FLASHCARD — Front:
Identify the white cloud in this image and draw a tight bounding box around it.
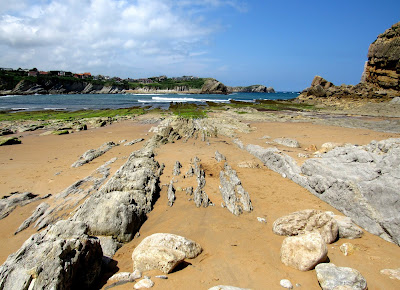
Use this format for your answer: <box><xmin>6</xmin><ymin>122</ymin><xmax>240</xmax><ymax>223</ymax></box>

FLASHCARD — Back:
<box><xmin>0</xmin><ymin>0</ymin><xmax>242</xmax><ymax>77</ymax></box>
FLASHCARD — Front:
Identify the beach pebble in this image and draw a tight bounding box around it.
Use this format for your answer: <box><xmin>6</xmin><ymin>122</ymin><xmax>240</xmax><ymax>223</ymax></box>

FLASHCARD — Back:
<box><xmin>340</xmin><ymin>243</ymin><xmax>356</xmax><ymax>256</ymax></box>
<box><xmin>280</xmin><ymin>279</ymin><xmax>293</xmax><ymax>289</ymax></box>
<box><xmin>155</xmin><ymin>275</ymin><xmax>168</xmax><ymax>279</ymax></box>
<box><xmin>380</xmin><ymin>268</ymin><xmax>400</xmax><ymax>280</ymax></box>
<box><xmin>134</xmin><ymin>277</ymin><xmax>154</xmax><ymax>289</ymax></box>
<box><xmin>257</xmin><ymin>217</ymin><xmax>267</xmax><ymax>223</ymax></box>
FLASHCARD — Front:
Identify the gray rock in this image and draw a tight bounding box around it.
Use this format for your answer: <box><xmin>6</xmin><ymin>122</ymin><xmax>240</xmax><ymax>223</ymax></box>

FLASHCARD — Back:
<box><xmin>219</xmin><ymin>163</ymin><xmax>253</xmax><ymax>216</ymax></box>
<box><xmin>315</xmin><ymin>263</ymin><xmax>367</xmax><ymax>290</ymax></box>
<box><xmin>167</xmin><ymin>181</ymin><xmax>175</xmax><ymax>207</ymax></box>
<box><xmin>273</xmin><ymin>209</ymin><xmax>338</xmax><ymax>244</ymax></box>
<box><xmin>17</xmin><ymin>158</ymin><xmax>115</xmax><ymax>233</ymax></box>
<box><xmin>274</xmin><ymin>137</ymin><xmax>301</xmax><ymax>148</ymax></box>
<box><xmin>72</xmin><ymin>148</ymin><xmax>161</xmax><ymax>243</ymax></box>
<box><xmin>326</xmin><ymin>212</ymin><xmax>363</xmax><ymax>239</ymax></box>
<box><xmin>131</xmin><ymin>233</ymin><xmax>202</xmax><ymax>274</ymax></box>
<box><xmin>98</xmin><ymin>236</ymin><xmax>122</xmax><ymax>259</ymax></box>
<box><xmin>109</xmin><ymin>270</ymin><xmax>141</xmax><ymax>283</ymax></box>
<box><xmin>185</xmin><ymin>187</ymin><xmax>193</xmax><ymax>196</ymax></box>
<box><xmin>124</xmin><ymin>138</ymin><xmax>144</xmax><ymax>146</ymax></box>
<box><xmin>173</xmin><ymin>161</ymin><xmax>182</xmax><ymax>176</ymax></box>
<box><xmin>191</xmin><ymin>157</ymin><xmax>210</xmax><ymax>208</ymax></box>
<box><xmin>0</xmin><ymin>192</ymin><xmax>41</xmax><ymax>220</ymax></box>
<box><xmin>246</xmin><ymin>138</ymin><xmax>400</xmax><ymax>246</ymax></box>
<box><xmin>71</xmin><ymin>141</ymin><xmax>118</xmax><ymax>167</ymax></box>
<box><xmin>215</xmin><ymin>151</ymin><xmax>227</xmax><ymax>162</ymax></box>
<box><xmin>0</xmin><ymin>220</ymin><xmax>103</xmax><ymax>289</ymax></box>
<box><xmin>301</xmin><ymin>139</ymin><xmax>400</xmax><ymax>245</ymax></box>
<box><xmin>280</xmin><ymin>232</ymin><xmax>328</xmax><ymax>271</ymax></box>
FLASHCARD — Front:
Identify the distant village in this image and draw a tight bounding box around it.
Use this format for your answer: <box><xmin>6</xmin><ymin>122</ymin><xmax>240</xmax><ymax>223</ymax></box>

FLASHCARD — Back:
<box><xmin>0</xmin><ymin>67</ymin><xmax>200</xmax><ymax>84</ymax></box>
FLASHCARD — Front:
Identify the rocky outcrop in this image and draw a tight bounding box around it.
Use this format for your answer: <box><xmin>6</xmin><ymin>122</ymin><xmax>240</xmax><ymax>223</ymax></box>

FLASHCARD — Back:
<box><xmin>243</xmin><ymin>138</ymin><xmax>400</xmax><ymax>246</ymax></box>
<box><xmin>0</xmin><ymin>220</ymin><xmax>103</xmax><ymax>289</ymax></box>
<box><xmin>6</xmin><ymin>79</ymin><xmax>127</xmax><ymax>95</ymax></box>
<box><xmin>72</xmin><ymin>148</ymin><xmax>162</xmax><ymax>243</ymax></box>
<box><xmin>219</xmin><ymin>163</ymin><xmax>253</xmax><ymax>216</ymax></box>
<box><xmin>362</xmin><ymin>22</ymin><xmax>400</xmax><ymax>91</ymax></box>
<box><xmin>131</xmin><ymin>233</ymin><xmax>202</xmax><ymax>274</ymax></box>
<box><xmin>298</xmin><ymin>22</ymin><xmax>400</xmax><ymax>102</ymax></box>
<box><xmin>0</xmin><ymin>192</ymin><xmax>49</xmax><ymax>220</ymax></box>
<box><xmin>16</xmin><ymin>158</ymin><xmax>116</xmax><ymax>234</ymax></box>
<box><xmin>315</xmin><ymin>263</ymin><xmax>367</xmax><ymax>290</ymax></box>
<box><xmin>71</xmin><ymin>141</ymin><xmax>118</xmax><ymax>167</ymax></box>
<box><xmin>228</xmin><ymin>85</ymin><xmax>275</xmax><ymax>93</ymax></box>
<box><xmin>272</xmin><ymin>209</ymin><xmax>338</xmax><ymax>244</ymax></box>
<box><xmin>201</xmin><ymin>79</ymin><xmax>228</xmax><ymax>94</ymax></box>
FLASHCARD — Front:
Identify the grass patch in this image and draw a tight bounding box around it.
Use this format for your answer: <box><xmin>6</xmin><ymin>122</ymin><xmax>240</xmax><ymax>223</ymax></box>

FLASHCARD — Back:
<box><xmin>169</xmin><ymin>103</ymin><xmax>207</xmax><ymax>119</ymax></box>
<box><xmin>0</xmin><ymin>107</ymin><xmax>146</xmax><ymax>122</ymax></box>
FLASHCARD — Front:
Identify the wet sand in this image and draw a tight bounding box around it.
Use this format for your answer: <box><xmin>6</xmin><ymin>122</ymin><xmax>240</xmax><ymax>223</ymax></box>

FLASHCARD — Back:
<box><xmin>1</xmin><ymin>116</ymin><xmax>400</xmax><ymax>290</ymax></box>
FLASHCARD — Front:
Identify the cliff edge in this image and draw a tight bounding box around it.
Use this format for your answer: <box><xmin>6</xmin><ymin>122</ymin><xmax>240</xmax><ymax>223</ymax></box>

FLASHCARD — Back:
<box><xmin>298</xmin><ymin>21</ymin><xmax>400</xmax><ymax>102</ymax></box>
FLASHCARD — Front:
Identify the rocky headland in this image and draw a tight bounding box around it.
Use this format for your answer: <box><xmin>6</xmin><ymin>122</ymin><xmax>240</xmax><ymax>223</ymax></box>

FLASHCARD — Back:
<box><xmin>0</xmin><ymin>75</ymin><xmax>275</xmax><ymax>96</ymax></box>
<box><xmin>296</xmin><ymin>21</ymin><xmax>400</xmax><ymax>110</ymax></box>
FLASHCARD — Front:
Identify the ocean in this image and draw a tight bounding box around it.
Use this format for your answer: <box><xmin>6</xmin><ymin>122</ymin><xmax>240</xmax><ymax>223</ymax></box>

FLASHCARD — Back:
<box><xmin>0</xmin><ymin>92</ymin><xmax>299</xmax><ymax>112</ymax></box>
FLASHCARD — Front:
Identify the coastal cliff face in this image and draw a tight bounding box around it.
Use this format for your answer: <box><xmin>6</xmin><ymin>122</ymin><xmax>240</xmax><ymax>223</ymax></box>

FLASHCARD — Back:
<box><xmin>298</xmin><ymin>21</ymin><xmax>400</xmax><ymax>102</ymax></box>
<box><xmin>362</xmin><ymin>22</ymin><xmax>400</xmax><ymax>90</ymax></box>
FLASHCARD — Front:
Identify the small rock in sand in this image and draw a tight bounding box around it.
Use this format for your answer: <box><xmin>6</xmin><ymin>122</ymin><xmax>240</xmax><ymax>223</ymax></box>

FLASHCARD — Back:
<box><xmin>134</xmin><ymin>277</ymin><xmax>154</xmax><ymax>289</ymax></box>
<box><xmin>280</xmin><ymin>279</ymin><xmax>293</xmax><ymax>289</ymax></box>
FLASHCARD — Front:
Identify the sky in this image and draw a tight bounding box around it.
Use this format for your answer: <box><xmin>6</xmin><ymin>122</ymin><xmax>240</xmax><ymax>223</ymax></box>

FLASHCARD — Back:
<box><xmin>0</xmin><ymin>0</ymin><xmax>399</xmax><ymax>91</ymax></box>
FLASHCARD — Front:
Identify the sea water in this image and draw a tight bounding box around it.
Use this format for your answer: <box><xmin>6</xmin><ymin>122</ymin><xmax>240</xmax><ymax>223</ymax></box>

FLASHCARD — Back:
<box><xmin>0</xmin><ymin>92</ymin><xmax>299</xmax><ymax>112</ymax></box>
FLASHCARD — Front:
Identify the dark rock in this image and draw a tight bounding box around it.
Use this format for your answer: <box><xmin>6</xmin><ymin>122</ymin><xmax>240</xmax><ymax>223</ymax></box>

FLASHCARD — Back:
<box><xmin>0</xmin><ymin>137</ymin><xmax>21</xmax><ymax>146</ymax></box>
<box><xmin>71</xmin><ymin>141</ymin><xmax>118</xmax><ymax>167</ymax></box>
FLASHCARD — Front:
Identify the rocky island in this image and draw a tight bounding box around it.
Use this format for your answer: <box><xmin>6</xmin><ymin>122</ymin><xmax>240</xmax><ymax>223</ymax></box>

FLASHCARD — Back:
<box><xmin>0</xmin><ymin>22</ymin><xmax>399</xmax><ymax>290</ymax></box>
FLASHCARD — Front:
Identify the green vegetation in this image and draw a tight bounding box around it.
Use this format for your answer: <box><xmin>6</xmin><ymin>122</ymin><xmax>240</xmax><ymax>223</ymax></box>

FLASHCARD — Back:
<box><xmin>169</xmin><ymin>103</ymin><xmax>207</xmax><ymax>119</ymax></box>
<box><xmin>0</xmin><ymin>107</ymin><xmax>146</xmax><ymax>122</ymax></box>
<box><xmin>127</xmin><ymin>78</ymin><xmax>206</xmax><ymax>90</ymax></box>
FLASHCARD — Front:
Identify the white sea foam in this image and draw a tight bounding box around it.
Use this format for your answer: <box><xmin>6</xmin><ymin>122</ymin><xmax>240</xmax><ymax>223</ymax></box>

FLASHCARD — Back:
<box><xmin>0</xmin><ymin>95</ymin><xmax>16</xmax><ymax>98</ymax></box>
<box><xmin>44</xmin><ymin>108</ymin><xmax>67</xmax><ymax>110</ymax></box>
<box><xmin>11</xmin><ymin>108</ymin><xmax>29</xmax><ymax>111</ymax></box>
<box><xmin>130</xmin><ymin>93</ymin><xmax>164</xmax><ymax>96</ymax></box>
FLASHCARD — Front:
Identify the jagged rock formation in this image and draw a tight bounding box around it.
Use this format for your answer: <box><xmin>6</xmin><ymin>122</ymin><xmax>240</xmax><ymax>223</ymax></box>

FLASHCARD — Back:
<box><xmin>173</xmin><ymin>161</ymin><xmax>182</xmax><ymax>176</ymax></box>
<box><xmin>362</xmin><ymin>22</ymin><xmax>400</xmax><ymax>91</ymax></box>
<box><xmin>124</xmin><ymin>138</ymin><xmax>144</xmax><ymax>146</ymax></box>
<box><xmin>190</xmin><ymin>157</ymin><xmax>210</xmax><ymax>208</ymax></box>
<box><xmin>219</xmin><ymin>163</ymin><xmax>253</xmax><ymax>216</ymax></box>
<box><xmin>228</xmin><ymin>85</ymin><xmax>275</xmax><ymax>93</ymax></box>
<box><xmin>297</xmin><ymin>22</ymin><xmax>400</xmax><ymax>102</ymax></box>
<box><xmin>0</xmin><ymin>220</ymin><xmax>103</xmax><ymax>289</ymax></box>
<box><xmin>71</xmin><ymin>141</ymin><xmax>118</xmax><ymax>167</ymax></box>
<box><xmin>242</xmin><ymin>138</ymin><xmax>400</xmax><ymax>246</ymax></box>
<box><xmin>72</xmin><ymin>148</ymin><xmax>162</xmax><ymax>243</ymax></box>
<box><xmin>0</xmin><ymin>192</ymin><xmax>50</xmax><ymax>220</ymax></box>
<box><xmin>215</xmin><ymin>151</ymin><xmax>226</xmax><ymax>162</ymax></box>
<box><xmin>15</xmin><ymin>158</ymin><xmax>116</xmax><ymax>234</ymax></box>
<box><xmin>167</xmin><ymin>181</ymin><xmax>175</xmax><ymax>207</ymax></box>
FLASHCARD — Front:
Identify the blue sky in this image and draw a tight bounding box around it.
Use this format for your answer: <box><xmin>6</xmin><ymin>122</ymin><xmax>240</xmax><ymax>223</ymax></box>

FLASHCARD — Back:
<box><xmin>0</xmin><ymin>0</ymin><xmax>399</xmax><ymax>90</ymax></box>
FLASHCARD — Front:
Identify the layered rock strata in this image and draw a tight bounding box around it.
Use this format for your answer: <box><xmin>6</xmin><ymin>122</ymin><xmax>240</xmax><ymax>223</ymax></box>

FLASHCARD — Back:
<box><xmin>241</xmin><ymin>138</ymin><xmax>400</xmax><ymax>245</ymax></box>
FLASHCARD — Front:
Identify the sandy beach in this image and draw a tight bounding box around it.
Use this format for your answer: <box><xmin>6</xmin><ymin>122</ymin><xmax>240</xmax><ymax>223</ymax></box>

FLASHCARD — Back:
<box><xmin>1</xmin><ymin>109</ymin><xmax>400</xmax><ymax>289</ymax></box>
